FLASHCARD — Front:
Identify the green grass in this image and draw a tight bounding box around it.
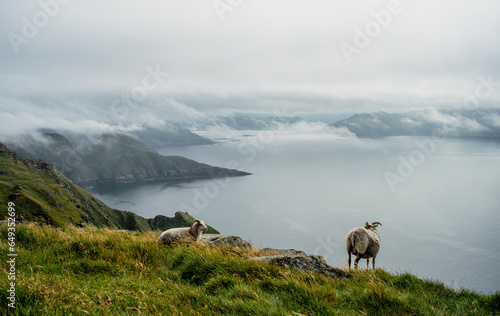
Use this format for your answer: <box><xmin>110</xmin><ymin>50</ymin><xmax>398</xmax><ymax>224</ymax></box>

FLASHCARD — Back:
<box><xmin>0</xmin><ymin>223</ymin><xmax>498</xmax><ymax>315</ymax></box>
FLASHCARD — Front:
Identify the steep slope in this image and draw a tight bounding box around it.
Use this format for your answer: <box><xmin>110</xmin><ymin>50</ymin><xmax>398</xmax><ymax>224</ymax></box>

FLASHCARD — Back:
<box><xmin>0</xmin><ymin>143</ymin><xmax>218</xmax><ymax>233</ymax></box>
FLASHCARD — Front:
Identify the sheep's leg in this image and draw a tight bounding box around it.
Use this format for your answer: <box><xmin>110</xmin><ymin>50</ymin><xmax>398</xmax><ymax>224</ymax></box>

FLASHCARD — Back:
<box><xmin>372</xmin><ymin>256</ymin><xmax>376</xmax><ymax>269</ymax></box>
<box><xmin>366</xmin><ymin>258</ymin><xmax>369</xmax><ymax>269</ymax></box>
<box><xmin>348</xmin><ymin>252</ymin><xmax>352</xmax><ymax>268</ymax></box>
<box><xmin>354</xmin><ymin>255</ymin><xmax>362</xmax><ymax>269</ymax></box>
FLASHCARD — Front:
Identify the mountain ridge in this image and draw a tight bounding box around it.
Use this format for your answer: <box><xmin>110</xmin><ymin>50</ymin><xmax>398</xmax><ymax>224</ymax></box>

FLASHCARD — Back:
<box><xmin>6</xmin><ymin>132</ymin><xmax>250</xmax><ymax>187</ymax></box>
<box><xmin>333</xmin><ymin>109</ymin><xmax>500</xmax><ymax>138</ymax></box>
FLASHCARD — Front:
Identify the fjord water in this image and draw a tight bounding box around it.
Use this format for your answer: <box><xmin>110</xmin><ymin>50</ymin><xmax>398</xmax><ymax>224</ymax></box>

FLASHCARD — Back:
<box><xmin>88</xmin><ymin>133</ymin><xmax>500</xmax><ymax>293</ymax></box>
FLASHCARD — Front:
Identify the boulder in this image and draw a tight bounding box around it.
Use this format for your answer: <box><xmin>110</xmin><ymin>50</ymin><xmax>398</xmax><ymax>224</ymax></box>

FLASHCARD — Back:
<box><xmin>199</xmin><ymin>234</ymin><xmax>253</xmax><ymax>248</ymax></box>
<box><xmin>251</xmin><ymin>253</ymin><xmax>351</xmax><ymax>279</ymax></box>
<box><xmin>8</xmin><ymin>193</ymin><xmax>21</xmax><ymax>201</ymax></box>
<box><xmin>199</xmin><ymin>234</ymin><xmax>350</xmax><ymax>279</ymax></box>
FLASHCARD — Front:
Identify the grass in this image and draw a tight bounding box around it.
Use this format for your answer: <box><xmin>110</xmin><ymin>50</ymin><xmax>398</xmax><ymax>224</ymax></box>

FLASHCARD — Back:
<box><xmin>1</xmin><ymin>223</ymin><xmax>498</xmax><ymax>315</ymax></box>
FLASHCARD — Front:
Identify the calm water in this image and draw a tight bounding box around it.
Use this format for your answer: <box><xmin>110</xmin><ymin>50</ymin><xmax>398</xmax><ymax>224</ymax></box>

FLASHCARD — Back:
<box><xmin>88</xmin><ymin>132</ymin><xmax>500</xmax><ymax>293</ymax></box>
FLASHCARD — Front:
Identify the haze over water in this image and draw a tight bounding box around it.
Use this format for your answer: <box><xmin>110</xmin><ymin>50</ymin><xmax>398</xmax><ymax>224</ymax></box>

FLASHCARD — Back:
<box><xmin>89</xmin><ymin>132</ymin><xmax>500</xmax><ymax>293</ymax></box>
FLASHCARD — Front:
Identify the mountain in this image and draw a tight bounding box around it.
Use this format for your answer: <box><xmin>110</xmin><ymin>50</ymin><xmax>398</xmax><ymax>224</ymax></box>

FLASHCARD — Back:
<box><xmin>206</xmin><ymin>115</ymin><xmax>305</xmax><ymax>130</ymax></box>
<box><xmin>37</xmin><ymin>125</ymin><xmax>215</xmax><ymax>149</ymax></box>
<box><xmin>333</xmin><ymin>109</ymin><xmax>500</xmax><ymax>138</ymax></box>
<box><xmin>7</xmin><ymin>133</ymin><xmax>250</xmax><ymax>187</ymax></box>
<box><xmin>129</xmin><ymin>125</ymin><xmax>214</xmax><ymax>148</ymax></box>
<box><xmin>0</xmin><ymin>142</ymin><xmax>218</xmax><ymax>232</ymax></box>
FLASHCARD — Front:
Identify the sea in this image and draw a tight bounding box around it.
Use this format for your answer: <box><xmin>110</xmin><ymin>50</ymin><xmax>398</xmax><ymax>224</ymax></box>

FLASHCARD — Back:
<box><xmin>88</xmin><ymin>129</ymin><xmax>500</xmax><ymax>293</ymax></box>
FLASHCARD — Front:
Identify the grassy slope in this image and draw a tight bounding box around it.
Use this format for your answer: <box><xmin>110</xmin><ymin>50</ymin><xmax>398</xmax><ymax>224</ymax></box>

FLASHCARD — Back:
<box><xmin>0</xmin><ymin>223</ymin><xmax>498</xmax><ymax>315</ymax></box>
<box><xmin>0</xmin><ymin>144</ymin><xmax>218</xmax><ymax>233</ymax></box>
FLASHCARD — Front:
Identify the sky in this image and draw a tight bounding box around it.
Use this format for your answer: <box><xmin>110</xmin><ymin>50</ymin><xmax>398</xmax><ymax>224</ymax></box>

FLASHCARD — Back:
<box><xmin>1</xmin><ymin>0</ymin><xmax>500</xmax><ymax>134</ymax></box>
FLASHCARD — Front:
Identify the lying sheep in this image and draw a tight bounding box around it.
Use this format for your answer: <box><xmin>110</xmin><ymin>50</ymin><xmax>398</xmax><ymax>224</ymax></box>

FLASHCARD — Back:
<box><xmin>346</xmin><ymin>221</ymin><xmax>382</xmax><ymax>269</ymax></box>
<box><xmin>158</xmin><ymin>219</ymin><xmax>208</xmax><ymax>246</ymax></box>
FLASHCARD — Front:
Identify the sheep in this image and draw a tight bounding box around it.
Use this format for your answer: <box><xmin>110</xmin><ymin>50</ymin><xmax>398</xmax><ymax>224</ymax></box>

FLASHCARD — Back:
<box><xmin>346</xmin><ymin>221</ymin><xmax>382</xmax><ymax>269</ymax></box>
<box><xmin>158</xmin><ymin>219</ymin><xmax>208</xmax><ymax>246</ymax></box>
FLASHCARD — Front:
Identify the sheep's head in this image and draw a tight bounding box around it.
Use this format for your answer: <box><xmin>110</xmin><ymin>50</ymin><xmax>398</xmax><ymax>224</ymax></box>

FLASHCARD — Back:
<box><xmin>189</xmin><ymin>219</ymin><xmax>208</xmax><ymax>239</ymax></box>
<box><xmin>364</xmin><ymin>221</ymin><xmax>382</xmax><ymax>230</ymax></box>
<box><xmin>193</xmin><ymin>219</ymin><xmax>208</xmax><ymax>232</ymax></box>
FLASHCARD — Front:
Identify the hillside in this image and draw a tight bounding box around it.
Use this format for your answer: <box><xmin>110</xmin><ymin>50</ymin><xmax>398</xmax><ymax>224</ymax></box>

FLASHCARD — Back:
<box><xmin>333</xmin><ymin>109</ymin><xmax>500</xmax><ymax>138</ymax></box>
<box><xmin>0</xmin><ymin>223</ymin><xmax>498</xmax><ymax>315</ymax></box>
<box><xmin>7</xmin><ymin>133</ymin><xmax>250</xmax><ymax>187</ymax></box>
<box><xmin>0</xmin><ymin>143</ymin><xmax>218</xmax><ymax>233</ymax></box>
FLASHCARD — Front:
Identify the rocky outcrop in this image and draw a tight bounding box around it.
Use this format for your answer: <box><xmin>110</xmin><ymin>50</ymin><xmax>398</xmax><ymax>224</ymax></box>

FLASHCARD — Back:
<box><xmin>199</xmin><ymin>234</ymin><xmax>351</xmax><ymax>279</ymax></box>
<box><xmin>252</xmin><ymin>251</ymin><xmax>351</xmax><ymax>279</ymax></box>
<box><xmin>199</xmin><ymin>234</ymin><xmax>253</xmax><ymax>248</ymax></box>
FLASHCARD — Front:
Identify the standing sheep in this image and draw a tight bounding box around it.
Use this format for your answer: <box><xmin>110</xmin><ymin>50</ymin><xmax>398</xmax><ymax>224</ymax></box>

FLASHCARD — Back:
<box><xmin>158</xmin><ymin>219</ymin><xmax>208</xmax><ymax>246</ymax></box>
<box><xmin>346</xmin><ymin>221</ymin><xmax>382</xmax><ymax>269</ymax></box>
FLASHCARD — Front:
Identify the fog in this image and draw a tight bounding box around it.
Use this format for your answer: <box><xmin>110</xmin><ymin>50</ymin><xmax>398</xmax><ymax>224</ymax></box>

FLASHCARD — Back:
<box><xmin>1</xmin><ymin>1</ymin><xmax>500</xmax><ymax>135</ymax></box>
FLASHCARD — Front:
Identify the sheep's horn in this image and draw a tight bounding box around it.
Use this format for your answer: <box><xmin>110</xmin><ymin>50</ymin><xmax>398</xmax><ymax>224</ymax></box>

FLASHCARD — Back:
<box><xmin>372</xmin><ymin>222</ymin><xmax>382</xmax><ymax>226</ymax></box>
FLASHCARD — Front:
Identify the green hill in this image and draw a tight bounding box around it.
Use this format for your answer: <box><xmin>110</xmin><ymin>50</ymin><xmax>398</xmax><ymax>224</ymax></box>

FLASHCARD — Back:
<box><xmin>0</xmin><ymin>143</ymin><xmax>218</xmax><ymax>233</ymax></box>
<box><xmin>0</xmin><ymin>223</ymin><xmax>498</xmax><ymax>315</ymax></box>
<box><xmin>7</xmin><ymin>133</ymin><xmax>250</xmax><ymax>187</ymax></box>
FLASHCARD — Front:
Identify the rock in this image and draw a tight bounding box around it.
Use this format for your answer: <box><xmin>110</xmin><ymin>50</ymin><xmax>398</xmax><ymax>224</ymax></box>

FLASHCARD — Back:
<box><xmin>149</xmin><ymin>215</ymin><xmax>171</xmax><ymax>228</ymax></box>
<box><xmin>252</xmin><ymin>253</ymin><xmax>351</xmax><ymax>279</ymax></box>
<box><xmin>76</xmin><ymin>222</ymin><xmax>87</xmax><ymax>228</ymax></box>
<box><xmin>199</xmin><ymin>234</ymin><xmax>253</xmax><ymax>248</ymax></box>
<box><xmin>15</xmin><ymin>215</ymin><xmax>25</xmax><ymax>222</ymax></box>
<box><xmin>83</xmin><ymin>213</ymin><xmax>90</xmax><ymax>222</ymax></box>
<box><xmin>199</xmin><ymin>235</ymin><xmax>350</xmax><ymax>279</ymax></box>
<box><xmin>14</xmin><ymin>185</ymin><xmax>22</xmax><ymax>190</ymax></box>
<box><xmin>8</xmin><ymin>193</ymin><xmax>21</xmax><ymax>201</ymax></box>
<box><xmin>258</xmin><ymin>248</ymin><xmax>307</xmax><ymax>257</ymax></box>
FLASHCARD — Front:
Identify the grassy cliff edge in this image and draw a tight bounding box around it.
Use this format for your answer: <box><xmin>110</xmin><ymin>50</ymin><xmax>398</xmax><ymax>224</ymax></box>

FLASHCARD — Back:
<box><xmin>0</xmin><ymin>223</ymin><xmax>498</xmax><ymax>315</ymax></box>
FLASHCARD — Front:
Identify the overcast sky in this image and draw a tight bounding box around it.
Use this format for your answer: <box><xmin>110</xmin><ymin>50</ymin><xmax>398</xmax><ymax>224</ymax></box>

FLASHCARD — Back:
<box><xmin>1</xmin><ymin>0</ymin><xmax>500</xmax><ymax>133</ymax></box>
